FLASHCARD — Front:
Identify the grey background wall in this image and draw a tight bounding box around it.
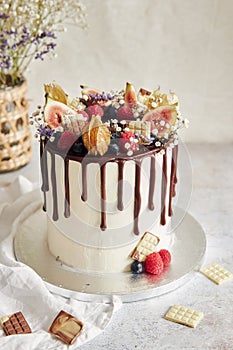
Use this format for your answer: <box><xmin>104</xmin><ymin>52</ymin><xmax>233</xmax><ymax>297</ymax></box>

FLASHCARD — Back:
<box><xmin>28</xmin><ymin>0</ymin><xmax>233</xmax><ymax>143</ymax></box>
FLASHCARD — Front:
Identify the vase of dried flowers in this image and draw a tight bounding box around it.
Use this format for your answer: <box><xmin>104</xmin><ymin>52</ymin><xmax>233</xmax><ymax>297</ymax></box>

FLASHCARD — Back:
<box><xmin>0</xmin><ymin>78</ymin><xmax>32</xmax><ymax>172</ymax></box>
<box><xmin>0</xmin><ymin>0</ymin><xmax>86</xmax><ymax>172</ymax></box>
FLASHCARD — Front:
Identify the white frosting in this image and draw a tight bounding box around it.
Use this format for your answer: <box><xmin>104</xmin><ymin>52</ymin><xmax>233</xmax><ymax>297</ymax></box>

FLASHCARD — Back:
<box><xmin>45</xmin><ymin>148</ymin><xmax>175</xmax><ymax>272</ymax></box>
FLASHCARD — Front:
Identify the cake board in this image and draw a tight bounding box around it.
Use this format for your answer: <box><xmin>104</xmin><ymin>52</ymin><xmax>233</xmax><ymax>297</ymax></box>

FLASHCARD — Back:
<box><xmin>13</xmin><ymin>202</ymin><xmax>206</xmax><ymax>303</ymax></box>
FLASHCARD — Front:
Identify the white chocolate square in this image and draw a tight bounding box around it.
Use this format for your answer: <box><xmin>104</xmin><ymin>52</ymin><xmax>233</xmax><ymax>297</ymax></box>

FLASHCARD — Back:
<box><xmin>131</xmin><ymin>232</ymin><xmax>160</xmax><ymax>262</ymax></box>
<box><xmin>200</xmin><ymin>263</ymin><xmax>233</xmax><ymax>285</ymax></box>
<box><xmin>165</xmin><ymin>304</ymin><xmax>204</xmax><ymax>328</ymax></box>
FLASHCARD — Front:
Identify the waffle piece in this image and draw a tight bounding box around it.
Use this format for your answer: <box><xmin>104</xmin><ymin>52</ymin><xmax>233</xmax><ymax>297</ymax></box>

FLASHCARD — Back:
<box><xmin>200</xmin><ymin>263</ymin><xmax>233</xmax><ymax>285</ymax></box>
<box><xmin>49</xmin><ymin>310</ymin><xmax>84</xmax><ymax>345</ymax></box>
<box><xmin>0</xmin><ymin>312</ymin><xmax>31</xmax><ymax>335</ymax></box>
<box><xmin>165</xmin><ymin>304</ymin><xmax>203</xmax><ymax>328</ymax></box>
<box><xmin>131</xmin><ymin>232</ymin><xmax>160</xmax><ymax>262</ymax></box>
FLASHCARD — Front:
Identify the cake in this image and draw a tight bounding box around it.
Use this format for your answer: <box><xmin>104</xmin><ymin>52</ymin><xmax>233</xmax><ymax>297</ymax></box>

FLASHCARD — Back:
<box><xmin>35</xmin><ymin>82</ymin><xmax>187</xmax><ymax>274</ymax></box>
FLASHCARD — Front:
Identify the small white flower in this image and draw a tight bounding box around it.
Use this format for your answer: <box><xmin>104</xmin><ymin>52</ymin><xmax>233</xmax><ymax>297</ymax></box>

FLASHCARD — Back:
<box><xmin>152</xmin><ymin>129</ymin><xmax>158</xmax><ymax>135</ymax></box>
<box><xmin>129</xmin><ymin>137</ymin><xmax>134</xmax><ymax>142</ymax></box>
<box><xmin>111</xmin><ymin>119</ymin><xmax>118</xmax><ymax>124</ymax></box>
<box><xmin>155</xmin><ymin>141</ymin><xmax>161</xmax><ymax>147</ymax></box>
<box><xmin>120</xmin><ymin>120</ymin><xmax>126</xmax><ymax>125</ymax></box>
<box><xmin>124</xmin><ymin>127</ymin><xmax>130</xmax><ymax>132</ymax></box>
<box><xmin>151</xmin><ymin>102</ymin><xmax>158</xmax><ymax>108</ymax></box>
<box><xmin>119</xmin><ymin>99</ymin><xmax>125</xmax><ymax>105</ymax></box>
<box><xmin>160</xmin><ymin>149</ymin><xmax>165</xmax><ymax>155</ymax></box>
<box><xmin>160</xmin><ymin>120</ymin><xmax>165</xmax><ymax>126</ymax></box>
<box><xmin>124</xmin><ymin>142</ymin><xmax>131</xmax><ymax>149</ymax></box>
<box><xmin>116</xmin><ymin>126</ymin><xmax>122</xmax><ymax>132</ymax></box>
<box><xmin>127</xmin><ymin>150</ymin><xmax>133</xmax><ymax>156</ymax></box>
<box><xmin>50</xmin><ymin>136</ymin><xmax>55</xmax><ymax>142</ymax></box>
<box><xmin>165</xmin><ymin>123</ymin><xmax>170</xmax><ymax>129</ymax></box>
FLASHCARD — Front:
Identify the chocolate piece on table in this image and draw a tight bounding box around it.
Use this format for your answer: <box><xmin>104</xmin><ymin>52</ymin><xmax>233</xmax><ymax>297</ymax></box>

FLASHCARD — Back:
<box><xmin>49</xmin><ymin>310</ymin><xmax>84</xmax><ymax>345</ymax></box>
<box><xmin>0</xmin><ymin>312</ymin><xmax>31</xmax><ymax>336</ymax></box>
<box><xmin>200</xmin><ymin>262</ymin><xmax>233</xmax><ymax>285</ymax></box>
<box><xmin>165</xmin><ymin>304</ymin><xmax>204</xmax><ymax>328</ymax></box>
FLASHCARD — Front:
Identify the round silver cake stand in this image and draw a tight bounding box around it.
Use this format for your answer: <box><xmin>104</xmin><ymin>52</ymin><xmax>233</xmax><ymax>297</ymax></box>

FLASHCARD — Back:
<box><xmin>14</xmin><ymin>203</ymin><xmax>206</xmax><ymax>303</ymax></box>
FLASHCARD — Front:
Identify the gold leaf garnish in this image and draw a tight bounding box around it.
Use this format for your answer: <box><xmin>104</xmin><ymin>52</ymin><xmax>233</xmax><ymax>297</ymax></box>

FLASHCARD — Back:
<box><xmin>44</xmin><ymin>82</ymin><xmax>68</xmax><ymax>105</ymax></box>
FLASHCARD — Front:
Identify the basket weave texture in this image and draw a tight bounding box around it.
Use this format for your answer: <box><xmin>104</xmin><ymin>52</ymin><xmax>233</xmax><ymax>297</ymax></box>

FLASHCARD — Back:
<box><xmin>0</xmin><ymin>80</ymin><xmax>32</xmax><ymax>172</ymax></box>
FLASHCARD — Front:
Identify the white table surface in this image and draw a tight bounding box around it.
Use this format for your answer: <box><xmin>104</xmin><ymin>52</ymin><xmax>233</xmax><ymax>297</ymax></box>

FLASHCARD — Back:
<box><xmin>0</xmin><ymin>142</ymin><xmax>233</xmax><ymax>350</ymax></box>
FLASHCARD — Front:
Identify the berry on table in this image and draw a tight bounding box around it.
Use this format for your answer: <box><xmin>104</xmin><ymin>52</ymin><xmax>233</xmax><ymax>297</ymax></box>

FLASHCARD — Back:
<box><xmin>131</xmin><ymin>260</ymin><xmax>144</xmax><ymax>274</ymax></box>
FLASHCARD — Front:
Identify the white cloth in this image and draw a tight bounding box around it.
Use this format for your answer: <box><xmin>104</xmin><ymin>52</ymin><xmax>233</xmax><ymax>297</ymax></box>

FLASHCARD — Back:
<box><xmin>0</xmin><ymin>176</ymin><xmax>121</xmax><ymax>349</ymax></box>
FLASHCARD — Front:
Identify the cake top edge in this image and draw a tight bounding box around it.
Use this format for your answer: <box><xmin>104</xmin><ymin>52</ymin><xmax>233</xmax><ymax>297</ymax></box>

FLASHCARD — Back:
<box><xmin>32</xmin><ymin>82</ymin><xmax>189</xmax><ymax>157</ymax></box>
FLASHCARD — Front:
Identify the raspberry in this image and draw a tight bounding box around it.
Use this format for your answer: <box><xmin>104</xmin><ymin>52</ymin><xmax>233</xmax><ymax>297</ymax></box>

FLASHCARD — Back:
<box><xmin>158</xmin><ymin>249</ymin><xmax>171</xmax><ymax>268</ymax></box>
<box><xmin>87</xmin><ymin>104</ymin><xmax>104</xmax><ymax>118</ymax></box>
<box><xmin>144</xmin><ymin>252</ymin><xmax>164</xmax><ymax>275</ymax></box>
<box><xmin>116</xmin><ymin>105</ymin><xmax>134</xmax><ymax>121</ymax></box>
<box><xmin>57</xmin><ymin>131</ymin><xmax>77</xmax><ymax>150</ymax></box>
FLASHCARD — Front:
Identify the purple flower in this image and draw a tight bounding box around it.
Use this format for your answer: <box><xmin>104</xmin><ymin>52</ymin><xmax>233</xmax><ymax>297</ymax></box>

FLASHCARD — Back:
<box><xmin>37</xmin><ymin>124</ymin><xmax>55</xmax><ymax>139</ymax></box>
<box><xmin>0</xmin><ymin>13</ymin><xmax>9</xmax><ymax>19</ymax></box>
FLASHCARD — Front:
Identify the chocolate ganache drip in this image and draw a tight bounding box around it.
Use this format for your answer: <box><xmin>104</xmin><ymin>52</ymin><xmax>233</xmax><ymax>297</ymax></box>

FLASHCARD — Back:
<box><xmin>40</xmin><ymin>140</ymin><xmax>178</xmax><ymax>235</ymax></box>
<box><xmin>134</xmin><ymin>160</ymin><xmax>142</xmax><ymax>235</ymax></box>
<box><xmin>40</xmin><ymin>140</ymin><xmax>49</xmax><ymax>211</ymax></box>
<box><xmin>100</xmin><ymin>162</ymin><xmax>107</xmax><ymax>231</ymax></box>
<box><xmin>50</xmin><ymin>152</ymin><xmax>58</xmax><ymax>221</ymax></box>
<box><xmin>168</xmin><ymin>145</ymin><xmax>178</xmax><ymax>216</ymax></box>
<box><xmin>148</xmin><ymin>155</ymin><xmax>156</xmax><ymax>211</ymax></box>
<box><xmin>160</xmin><ymin>150</ymin><xmax>167</xmax><ymax>226</ymax></box>
<box><xmin>117</xmin><ymin>160</ymin><xmax>125</xmax><ymax>211</ymax></box>
<box><xmin>64</xmin><ymin>158</ymin><xmax>70</xmax><ymax>218</ymax></box>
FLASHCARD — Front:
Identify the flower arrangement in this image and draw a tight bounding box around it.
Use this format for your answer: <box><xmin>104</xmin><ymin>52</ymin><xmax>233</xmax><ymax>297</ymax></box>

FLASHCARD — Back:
<box><xmin>0</xmin><ymin>0</ymin><xmax>86</xmax><ymax>88</ymax></box>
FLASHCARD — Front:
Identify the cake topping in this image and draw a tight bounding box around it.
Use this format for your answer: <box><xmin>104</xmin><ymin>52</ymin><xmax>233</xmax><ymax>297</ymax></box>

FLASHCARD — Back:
<box><xmin>82</xmin><ymin>115</ymin><xmax>110</xmax><ymax>156</ymax></box>
<box><xmin>32</xmin><ymin>81</ymin><xmax>188</xmax><ymax>158</ymax></box>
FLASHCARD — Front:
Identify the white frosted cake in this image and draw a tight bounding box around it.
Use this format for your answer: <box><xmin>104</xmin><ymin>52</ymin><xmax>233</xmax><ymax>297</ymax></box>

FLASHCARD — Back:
<box><xmin>36</xmin><ymin>82</ymin><xmax>187</xmax><ymax>273</ymax></box>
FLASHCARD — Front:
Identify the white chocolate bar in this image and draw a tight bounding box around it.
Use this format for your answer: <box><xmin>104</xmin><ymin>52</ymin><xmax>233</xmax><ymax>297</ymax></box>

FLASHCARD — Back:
<box><xmin>131</xmin><ymin>232</ymin><xmax>160</xmax><ymax>262</ymax></box>
<box><xmin>165</xmin><ymin>304</ymin><xmax>204</xmax><ymax>328</ymax></box>
<box><xmin>200</xmin><ymin>263</ymin><xmax>233</xmax><ymax>285</ymax></box>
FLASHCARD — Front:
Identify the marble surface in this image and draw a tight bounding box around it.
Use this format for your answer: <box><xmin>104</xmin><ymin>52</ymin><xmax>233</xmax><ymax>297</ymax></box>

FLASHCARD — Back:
<box><xmin>0</xmin><ymin>143</ymin><xmax>233</xmax><ymax>349</ymax></box>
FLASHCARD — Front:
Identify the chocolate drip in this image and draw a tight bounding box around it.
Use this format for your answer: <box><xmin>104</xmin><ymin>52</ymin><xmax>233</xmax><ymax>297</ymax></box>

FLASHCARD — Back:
<box><xmin>160</xmin><ymin>150</ymin><xmax>167</xmax><ymax>225</ymax></box>
<box><xmin>117</xmin><ymin>160</ymin><xmax>125</xmax><ymax>211</ymax></box>
<box><xmin>100</xmin><ymin>163</ymin><xmax>107</xmax><ymax>231</ymax></box>
<box><xmin>50</xmin><ymin>153</ymin><xmax>58</xmax><ymax>221</ymax></box>
<box><xmin>148</xmin><ymin>155</ymin><xmax>156</xmax><ymax>210</ymax></box>
<box><xmin>173</xmin><ymin>145</ymin><xmax>178</xmax><ymax>191</ymax></box>
<box><xmin>40</xmin><ymin>140</ymin><xmax>49</xmax><ymax>211</ymax></box>
<box><xmin>81</xmin><ymin>160</ymin><xmax>87</xmax><ymax>201</ymax></box>
<box><xmin>168</xmin><ymin>146</ymin><xmax>178</xmax><ymax>216</ymax></box>
<box><xmin>134</xmin><ymin>160</ymin><xmax>142</xmax><ymax>235</ymax></box>
<box><xmin>64</xmin><ymin>158</ymin><xmax>70</xmax><ymax>218</ymax></box>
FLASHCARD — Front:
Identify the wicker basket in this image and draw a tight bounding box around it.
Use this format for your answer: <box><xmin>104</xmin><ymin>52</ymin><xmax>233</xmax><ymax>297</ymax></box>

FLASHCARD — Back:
<box><xmin>0</xmin><ymin>79</ymin><xmax>32</xmax><ymax>172</ymax></box>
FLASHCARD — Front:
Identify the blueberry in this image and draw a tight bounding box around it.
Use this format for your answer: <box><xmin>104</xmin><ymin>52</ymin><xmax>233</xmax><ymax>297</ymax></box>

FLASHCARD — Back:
<box><xmin>108</xmin><ymin>143</ymin><xmax>120</xmax><ymax>155</ymax></box>
<box><xmin>111</xmin><ymin>132</ymin><xmax>120</xmax><ymax>139</ymax></box>
<box><xmin>131</xmin><ymin>261</ymin><xmax>144</xmax><ymax>274</ymax></box>
<box><xmin>72</xmin><ymin>142</ymin><xmax>87</xmax><ymax>155</ymax></box>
